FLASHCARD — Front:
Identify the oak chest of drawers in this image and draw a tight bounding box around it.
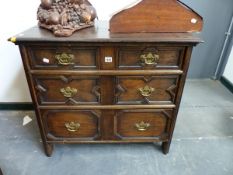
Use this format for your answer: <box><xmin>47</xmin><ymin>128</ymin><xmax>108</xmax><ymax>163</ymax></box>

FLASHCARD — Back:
<box><xmin>11</xmin><ymin>21</ymin><xmax>201</xmax><ymax>156</ymax></box>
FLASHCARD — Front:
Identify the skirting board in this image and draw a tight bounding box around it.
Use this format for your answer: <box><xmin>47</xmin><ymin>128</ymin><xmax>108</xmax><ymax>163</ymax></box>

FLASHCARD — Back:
<box><xmin>0</xmin><ymin>103</ymin><xmax>34</xmax><ymax>110</ymax></box>
<box><xmin>220</xmin><ymin>76</ymin><xmax>233</xmax><ymax>94</ymax></box>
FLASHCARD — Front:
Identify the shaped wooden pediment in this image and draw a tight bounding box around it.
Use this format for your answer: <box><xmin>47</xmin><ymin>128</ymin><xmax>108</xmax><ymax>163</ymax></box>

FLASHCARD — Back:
<box><xmin>110</xmin><ymin>0</ymin><xmax>203</xmax><ymax>33</ymax></box>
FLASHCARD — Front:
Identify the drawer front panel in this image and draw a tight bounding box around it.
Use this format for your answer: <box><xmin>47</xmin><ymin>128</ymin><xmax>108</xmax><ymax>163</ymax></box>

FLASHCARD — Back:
<box><xmin>114</xmin><ymin>109</ymin><xmax>172</xmax><ymax>139</ymax></box>
<box><xmin>115</xmin><ymin>76</ymin><xmax>179</xmax><ymax>104</ymax></box>
<box><xmin>28</xmin><ymin>46</ymin><xmax>99</xmax><ymax>69</ymax></box>
<box><xmin>117</xmin><ymin>46</ymin><xmax>185</xmax><ymax>69</ymax></box>
<box><xmin>42</xmin><ymin>110</ymin><xmax>101</xmax><ymax>140</ymax></box>
<box><xmin>34</xmin><ymin>76</ymin><xmax>100</xmax><ymax>105</ymax></box>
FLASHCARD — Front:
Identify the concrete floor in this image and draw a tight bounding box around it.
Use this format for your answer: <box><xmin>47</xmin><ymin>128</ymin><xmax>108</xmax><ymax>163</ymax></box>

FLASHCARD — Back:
<box><xmin>0</xmin><ymin>79</ymin><xmax>233</xmax><ymax>175</ymax></box>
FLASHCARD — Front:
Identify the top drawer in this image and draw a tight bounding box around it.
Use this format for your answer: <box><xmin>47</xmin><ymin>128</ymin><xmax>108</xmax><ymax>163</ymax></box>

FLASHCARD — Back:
<box><xmin>27</xmin><ymin>46</ymin><xmax>99</xmax><ymax>70</ymax></box>
<box><xmin>117</xmin><ymin>46</ymin><xmax>185</xmax><ymax>70</ymax></box>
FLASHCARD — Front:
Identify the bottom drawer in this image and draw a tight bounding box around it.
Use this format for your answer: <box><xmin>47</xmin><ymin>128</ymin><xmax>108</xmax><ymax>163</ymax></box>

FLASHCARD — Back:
<box><xmin>41</xmin><ymin>110</ymin><xmax>101</xmax><ymax>140</ymax></box>
<box><xmin>114</xmin><ymin>109</ymin><xmax>172</xmax><ymax>140</ymax></box>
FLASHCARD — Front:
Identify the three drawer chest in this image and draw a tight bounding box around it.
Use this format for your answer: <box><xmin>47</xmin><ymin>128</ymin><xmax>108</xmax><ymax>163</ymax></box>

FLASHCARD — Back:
<box><xmin>10</xmin><ymin>21</ymin><xmax>202</xmax><ymax>156</ymax></box>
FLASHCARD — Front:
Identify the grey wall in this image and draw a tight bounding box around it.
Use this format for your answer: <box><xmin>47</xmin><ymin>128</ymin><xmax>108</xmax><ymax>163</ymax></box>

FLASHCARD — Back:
<box><xmin>220</xmin><ymin>27</ymin><xmax>233</xmax><ymax>78</ymax></box>
<box><xmin>180</xmin><ymin>0</ymin><xmax>233</xmax><ymax>78</ymax></box>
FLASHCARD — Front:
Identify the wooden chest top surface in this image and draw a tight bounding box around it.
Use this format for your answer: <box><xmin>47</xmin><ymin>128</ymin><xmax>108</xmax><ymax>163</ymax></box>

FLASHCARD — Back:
<box><xmin>11</xmin><ymin>21</ymin><xmax>202</xmax><ymax>44</ymax></box>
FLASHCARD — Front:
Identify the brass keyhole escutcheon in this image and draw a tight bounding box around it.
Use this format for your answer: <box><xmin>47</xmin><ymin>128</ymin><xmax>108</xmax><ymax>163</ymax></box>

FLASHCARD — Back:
<box><xmin>138</xmin><ymin>85</ymin><xmax>155</xmax><ymax>97</ymax></box>
<box><xmin>135</xmin><ymin>121</ymin><xmax>150</xmax><ymax>131</ymax></box>
<box><xmin>65</xmin><ymin>122</ymin><xmax>80</xmax><ymax>132</ymax></box>
<box><xmin>60</xmin><ymin>86</ymin><xmax>78</xmax><ymax>98</ymax></box>
<box><xmin>55</xmin><ymin>53</ymin><xmax>75</xmax><ymax>65</ymax></box>
<box><xmin>140</xmin><ymin>52</ymin><xmax>159</xmax><ymax>66</ymax></box>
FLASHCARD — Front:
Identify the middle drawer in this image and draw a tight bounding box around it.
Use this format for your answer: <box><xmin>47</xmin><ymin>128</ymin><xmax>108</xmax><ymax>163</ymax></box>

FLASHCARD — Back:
<box><xmin>115</xmin><ymin>75</ymin><xmax>179</xmax><ymax>105</ymax></box>
<box><xmin>34</xmin><ymin>75</ymin><xmax>101</xmax><ymax>105</ymax></box>
<box><xmin>33</xmin><ymin>75</ymin><xmax>179</xmax><ymax>105</ymax></box>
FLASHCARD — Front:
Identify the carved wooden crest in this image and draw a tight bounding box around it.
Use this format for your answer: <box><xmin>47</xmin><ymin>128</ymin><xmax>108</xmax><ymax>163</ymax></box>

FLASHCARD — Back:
<box><xmin>37</xmin><ymin>0</ymin><xmax>97</xmax><ymax>37</ymax></box>
<box><xmin>110</xmin><ymin>0</ymin><xmax>203</xmax><ymax>33</ymax></box>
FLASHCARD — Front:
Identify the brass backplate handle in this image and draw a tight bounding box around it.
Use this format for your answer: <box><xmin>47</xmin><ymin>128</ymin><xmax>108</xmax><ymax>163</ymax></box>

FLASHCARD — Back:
<box><xmin>65</xmin><ymin>122</ymin><xmax>80</xmax><ymax>132</ymax></box>
<box><xmin>135</xmin><ymin>121</ymin><xmax>150</xmax><ymax>131</ymax></box>
<box><xmin>55</xmin><ymin>53</ymin><xmax>75</xmax><ymax>65</ymax></box>
<box><xmin>60</xmin><ymin>87</ymin><xmax>78</xmax><ymax>98</ymax></box>
<box><xmin>140</xmin><ymin>52</ymin><xmax>159</xmax><ymax>65</ymax></box>
<box><xmin>138</xmin><ymin>85</ymin><xmax>155</xmax><ymax>97</ymax></box>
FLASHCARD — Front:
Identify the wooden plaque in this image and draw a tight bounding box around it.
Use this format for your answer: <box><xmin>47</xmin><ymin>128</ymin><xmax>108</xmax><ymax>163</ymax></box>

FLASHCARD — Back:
<box><xmin>110</xmin><ymin>0</ymin><xmax>203</xmax><ymax>33</ymax></box>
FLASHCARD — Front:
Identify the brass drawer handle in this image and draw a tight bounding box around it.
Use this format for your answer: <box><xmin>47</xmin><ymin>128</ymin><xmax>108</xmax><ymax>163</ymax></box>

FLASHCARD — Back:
<box><xmin>60</xmin><ymin>87</ymin><xmax>78</xmax><ymax>98</ymax></box>
<box><xmin>55</xmin><ymin>53</ymin><xmax>74</xmax><ymax>65</ymax></box>
<box><xmin>65</xmin><ymin>122</ymin><xmax>80</xmax><ymax>132</ymax></box>
<box><xmin>140</xmin><ymin>52</ymin><xmax>159</xmax><ymax>65</ymax></box>
<box><xmin>138</xmin><ymin>85</ymin><xmax>155</xmax><ymax>97</ymax></box>
<box><xmin>135</xmin><ymin>121</ymin><xmax>150</xmax><ymax>131</ymax></box>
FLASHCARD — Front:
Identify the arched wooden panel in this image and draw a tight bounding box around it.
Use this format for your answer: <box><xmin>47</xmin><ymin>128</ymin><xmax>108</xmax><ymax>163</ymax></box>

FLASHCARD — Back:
<box><xmin>110</xmin><ymin>0</ymin><xmax>203</xmax><ymax>33</ymax></box>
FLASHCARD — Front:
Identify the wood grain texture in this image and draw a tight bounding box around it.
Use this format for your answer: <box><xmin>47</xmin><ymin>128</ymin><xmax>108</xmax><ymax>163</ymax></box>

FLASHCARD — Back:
<box><xmin>110</xmin><ymin>0</ymin><xmax>203</xmax><ymax>33</ymax></box>
<box><xmin>115</xmin><ymin>75</ymin><xmax>179</xmax><ymax>104</ymax></box>
<box><xmin>42</xmin><ymin>110</ymin><xmax>100</xmax><ymax>140</ymax></box>
<box><xmin>114</xmin><ymin>109</ymin><xmax>172</xmax><ymax>139</ymax></box>
<box><xmin>117</xmin><ymin>46</ymin><xmax>185</xmax><ymax>70</ymax></box>
<box><xmin>28</xmin><ymin>45</ymin><xmax>99</xmax><ymax>70</ymax></box>
<box><xmin>19</xmin><ymin>45</ymin><xmax>54</xmax><ymax>156</ymax></box>
<box><xmin>162</xmin><ymin>46</ymin><xmax>193</xmax><ymax>154</ymax></box>
<box><xmin>38</xmin><ymin>104</ymin><xmax>176</xmax><ymax>110</ymax></box>
<box><xmin>10</xmin><ymin>21</ymin><xmax>202</xmax><ymax>44</ymax></box>
<box><xmin>30</xmin><ymin>70</ymin><xmax>184</xmax><ymax>75</ymax></box>
<box><xmin>34</xmin><ymin>75</ymin><xmax>100</xmax><ymax>105</ymax></box>
<box><xmin>99</xmin><ymin>48</ymin><xmax>117</xmax><ymax>139</ymax></box>
<box><xmin>46</xmin><ymin>139</ymin><xmax>168</xmax><ymax>144</ymax></box>
<box><xmin>14</xmin><ymin>21</ymin><xmax>202</xmax><ymax>156</ymax></box>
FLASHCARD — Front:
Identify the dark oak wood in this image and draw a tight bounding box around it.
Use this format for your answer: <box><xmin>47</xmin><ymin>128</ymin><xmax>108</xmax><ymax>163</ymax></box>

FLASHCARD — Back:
<box><xmin>46</xmin><ymin>139</ymin><xmax>168</xmax><ymax>144</ymax></box>
<box><xmin>34</xmin><ymin>75</ymin><xmax>100</xmax><ymax>105</ymax></box>
<box><xmin>110</xmin><ymin>0</ymin><xmax>203</xmax><ymax>33</ymax></box>
<box><xmin>42</xmin><ymin>110</ymin><xmax>101</xmax><ymax>140</ymax></box>
<box><xmin>115</xmin><ymin>75</ymin><xmax>179</xmax><ymax>104</ymax></box>
<box><xmin>28</xmin><ymin>45</ymin><xmax>99</xmax><ymax>70</ymax></box>
<box><xmin>162</xmin><ymin>46</ymin><xmax>193</xmax><ymax>154</ymax></box>
<box><xmin>9</xmin><ymin>21</ymin><xmax>203</xmax><ymax>44</ymax></box>
<box><xmin>19</xmin><ymin>45</ymin><xmax>54</xmax><ymax>157</ymax></box>
<box><xmin>117</xmin><ymin>46</ymin><xmax>185</xmax><ymax>70</ymax></box>
<box><xmin>44</xmin><ymin>143</ymin><xmax>54</xmax><ymax>157</ymax></box>
<box><xmin>30</xmin><ymin>69</ymin><xmax>184</xmax><ymax>75</ymax></box>
<box><xmin>38</xmin><ymin>104</ymin><xmax>176</xmax><ymax>110</ymax></box>
<box><xmin>114</xmin><ymin>109</ymin><xmax>172</xmax><ymax>139</ymax></box>
<box><xmin>13</xmin><ymin>21</ymin><xmax>201</xmax><ymax>156</ymax></box>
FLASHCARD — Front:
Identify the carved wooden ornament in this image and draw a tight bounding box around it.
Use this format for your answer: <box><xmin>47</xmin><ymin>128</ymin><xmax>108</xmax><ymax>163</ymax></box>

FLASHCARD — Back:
<box><xmin>37</xmin><ymin>0</ymin><xmax>97</xmax><ymax>37</ymax></box>
<box><xmin>110</xmin><ymin>0</ymin><xmax>203</xmax><ymax>33</ymax></box>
